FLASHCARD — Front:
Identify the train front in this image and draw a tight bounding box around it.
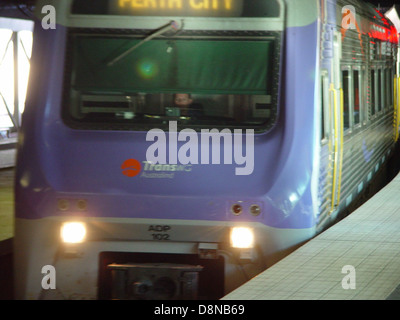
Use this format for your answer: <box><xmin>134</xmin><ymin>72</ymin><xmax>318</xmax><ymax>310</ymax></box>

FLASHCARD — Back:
<box><xmin>14</xmin><ymin>0</ymin><xmax>318</xmax><ymax>299</ymax></box>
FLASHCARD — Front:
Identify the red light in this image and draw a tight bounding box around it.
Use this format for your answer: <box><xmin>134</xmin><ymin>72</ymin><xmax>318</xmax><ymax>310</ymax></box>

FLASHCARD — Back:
<box><xmin>367</xmin><ymin>24</ymin><xmax>398</xmax><ymax>43</ymax></box>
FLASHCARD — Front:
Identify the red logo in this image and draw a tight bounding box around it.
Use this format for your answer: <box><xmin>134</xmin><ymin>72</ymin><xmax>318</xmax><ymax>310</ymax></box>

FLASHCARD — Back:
<box><xmin>121</xmin><ymin>159</ymin><xmax>141</xmax><ymax>177</ymax></box>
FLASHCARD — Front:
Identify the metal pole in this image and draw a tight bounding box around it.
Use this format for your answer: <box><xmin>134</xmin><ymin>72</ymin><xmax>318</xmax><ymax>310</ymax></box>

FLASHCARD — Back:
<box><xmin>12</xmin><ymin>31</ymin><xmax>19</xmax><ymax>130</ymax></box>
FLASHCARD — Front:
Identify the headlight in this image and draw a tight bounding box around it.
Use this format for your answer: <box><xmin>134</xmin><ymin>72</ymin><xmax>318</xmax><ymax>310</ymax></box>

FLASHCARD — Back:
<box><xmin>230</xmin><ymin>227</ymin><xmax>254</xmax><ymax>249</ymax></box>
<box><xmin>61</xmin><ymin>222</ymin><xmax>86</xmax><ymax>244</ymax></box>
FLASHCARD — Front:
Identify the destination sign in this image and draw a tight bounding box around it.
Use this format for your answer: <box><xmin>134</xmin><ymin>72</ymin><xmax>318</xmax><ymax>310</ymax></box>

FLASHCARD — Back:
<box><xmin>71</xmin><ymin>0</ymin><xmax>280</xmax><ymax>18</ymax></box>
<box><xmin>111</xmin><ymin>0</ymin><xmax>243</xmax><ymax>17</ymax></box>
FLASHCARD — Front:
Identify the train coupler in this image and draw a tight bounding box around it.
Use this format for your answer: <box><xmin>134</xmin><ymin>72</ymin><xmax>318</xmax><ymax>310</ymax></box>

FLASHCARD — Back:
<box><xmin>107</xmin><ymin>262</ymin><xmax>203</xmax><ymax>300</ymax></box>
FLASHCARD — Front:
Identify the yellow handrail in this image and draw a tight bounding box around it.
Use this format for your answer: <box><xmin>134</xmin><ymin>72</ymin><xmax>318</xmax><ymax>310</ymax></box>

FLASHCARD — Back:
<box><xmin>329</xmin><ymin>84</ymin><xmax>343</xmax><ymax>213</ymax></box>
<box><xmin>398</xmin><ymin>77</ymin><xmax>400</xmax><ymax>140</ymax></box>
<box><xmin>394</xmin><ymin>76</ymin><xmax>398</xmax><ymax>142</ymax></box>
<box><xmin>395</xmin><ymin>76</ymin><xmax>400</xmax><ymax>142</ymax></box>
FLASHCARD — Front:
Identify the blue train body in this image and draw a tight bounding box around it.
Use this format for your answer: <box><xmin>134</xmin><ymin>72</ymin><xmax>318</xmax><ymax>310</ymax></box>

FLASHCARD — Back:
<box><xmin>14</xmin><ymin>0</ymin><xmax>399</xmax><ymax>299</ymax></box>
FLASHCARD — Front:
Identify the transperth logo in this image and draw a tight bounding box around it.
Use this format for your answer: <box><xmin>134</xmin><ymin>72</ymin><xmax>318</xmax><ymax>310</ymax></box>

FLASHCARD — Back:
<box><xmin>142</xmin><ymin>161</ymin><xmax>192</xmax><ymax>172</ymax></box>
<box><xmin>121</xmin><ymin>158</ymin><xmax>142</xmax><ymax>177</ymax></box>
<box><xmin>121</xmin><ymin>159</ymin><xmax>192</xmax><ymax>179</ymax></box>
<box><xmin>122</xmin><ymin>121</ymin><xmax>255</xmax><ymax>177</ymax></box>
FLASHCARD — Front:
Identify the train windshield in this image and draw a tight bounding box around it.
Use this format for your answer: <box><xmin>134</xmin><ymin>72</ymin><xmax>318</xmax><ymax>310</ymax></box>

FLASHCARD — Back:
<box><xmin>64</xmin><ymin>2</ymin><xmax>282</xmax><ymax>132</ymax></box>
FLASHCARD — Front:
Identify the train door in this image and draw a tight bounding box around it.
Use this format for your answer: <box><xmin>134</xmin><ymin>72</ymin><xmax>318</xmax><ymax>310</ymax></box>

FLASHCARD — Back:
<box><xmin>328</xmin><ymin>30</ymin><xmax>344</xmax><ymax>215</ymax></box>
<box><xmin>319</xmin><ymin>29</ymin><xmax>344</xmax><ymax>230</ymax></box>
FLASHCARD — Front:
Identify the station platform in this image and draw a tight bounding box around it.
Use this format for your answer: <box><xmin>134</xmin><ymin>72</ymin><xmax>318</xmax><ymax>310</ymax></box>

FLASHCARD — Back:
<box><xmin>0</xmin><ymin>167</ymin><xmax>14</xmax><ymax>244</ymax></box>
<box><xmin>223</xmin><ymin>172</ymin><xmax>400</xmax><ymax>300</ymax></box>
<box><xmin>0</xmin><ymin>165</ymin><xmax>14</xmax><ymax>299</ymax></box>
<box><xmin>0</xmin><ymin>133</ymin><xmax>17</xmax><ymax>245</ymax></box>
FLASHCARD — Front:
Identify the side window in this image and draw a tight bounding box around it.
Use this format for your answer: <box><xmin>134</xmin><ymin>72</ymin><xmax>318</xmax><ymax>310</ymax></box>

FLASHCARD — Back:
<box><xmin>353</xmin><ymin>69</ymin><xmax>360</xmax><ymax>126</ymax></box>
<box><xmin>391</xmin><ymin>67</ymin><xmax>395</xmax><ymax>107</ymax></box>
<box><xmin>377</xmin><ymin>68</ymin><xmax>382</xmax><ymax>112</ymax></box>
<box><xmin>386</xmin><ymin>68</ymin><xmax>393</xmax><ymax>108</ymax></box>
<box><xmin>341</xmin><ymin>66</ymin><xmax>364</xmax><ymax>131</ymax></box>
<box><xmin>342</xmin><ymin>70</ymin><xmax>350</xmax><ymax>130</ymax></box>
<box><xmin>370</xmin><ymin>69</ymin><xmax>376</xmax><ymax>117</ymax></box>
<box><xmin>361</xmin><ymin>68</ymin><xmax>368</xmax><ymax>125</ymax></box>
<box><xmin>321</xmin><ymin>71</ymin><xmax>329</xmax><ymax>141</ymax></box>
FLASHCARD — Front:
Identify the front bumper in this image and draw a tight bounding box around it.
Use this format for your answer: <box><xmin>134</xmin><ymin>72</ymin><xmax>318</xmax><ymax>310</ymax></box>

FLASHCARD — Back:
<box><xmin>14</xmin><ymin>217</ymin><xmax>273</xmax><ymax>299</ymax></box>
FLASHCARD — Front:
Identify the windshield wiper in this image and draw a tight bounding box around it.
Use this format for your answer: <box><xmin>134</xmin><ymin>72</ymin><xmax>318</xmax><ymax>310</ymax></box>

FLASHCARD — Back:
<box><xmin>107</xmin><ymin>20</ymin><xmax>180</xmax><ymax>67</ymax></box>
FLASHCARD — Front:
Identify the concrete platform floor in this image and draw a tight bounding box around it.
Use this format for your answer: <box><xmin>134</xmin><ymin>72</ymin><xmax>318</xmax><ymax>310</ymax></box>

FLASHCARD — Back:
<box><xmin>223</xmin><ymin>172</ymin><xmax>400</xmax><ymax>300</ymax></box>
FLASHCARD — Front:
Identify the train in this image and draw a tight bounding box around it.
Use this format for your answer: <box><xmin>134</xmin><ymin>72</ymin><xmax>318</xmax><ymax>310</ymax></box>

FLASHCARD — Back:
<box><xmin>14</xmin><ymin>0</ymin><xmax>399</xmax><ymax>299</ymax></box>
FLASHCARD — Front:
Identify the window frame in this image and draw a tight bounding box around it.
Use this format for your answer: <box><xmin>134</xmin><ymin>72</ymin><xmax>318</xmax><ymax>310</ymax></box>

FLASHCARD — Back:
<box><xmin>341</xmin><ymin>66</ymin><xmax>351</xmax><ymax>134</ymax></box>
<box><xmin>351</xmin><ymin>66</ymin><xmax>363</xmax><ymax>130</ymax></box>
<box><xmin>320</xmin><ymin>69</ymin><xmax>330</xmax><ymax>143</ymax></box>
<box><xmin>369</xmin><ymin>67</ymin><xmax>377</xmax><ymax>119</ymax></box>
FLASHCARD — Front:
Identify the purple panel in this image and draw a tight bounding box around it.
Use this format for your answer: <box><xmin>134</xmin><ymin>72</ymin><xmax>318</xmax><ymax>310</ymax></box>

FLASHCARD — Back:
<box><xmin>16</xmin><ymin>20</ymin><xmax>319</xmax><ymax>229</ymax></box>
